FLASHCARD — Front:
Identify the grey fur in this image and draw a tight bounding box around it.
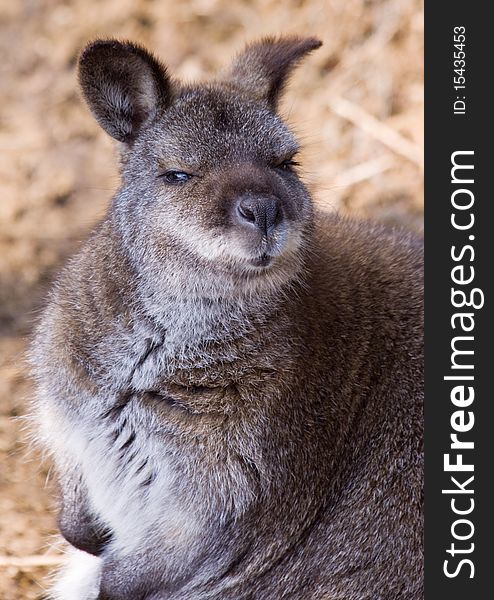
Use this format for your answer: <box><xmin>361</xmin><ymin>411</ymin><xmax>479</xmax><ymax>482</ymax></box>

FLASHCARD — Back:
<box><xmin>30</xmin><ymin>37</ymin><xmax>423</xmax><ymax>600</ymax></box>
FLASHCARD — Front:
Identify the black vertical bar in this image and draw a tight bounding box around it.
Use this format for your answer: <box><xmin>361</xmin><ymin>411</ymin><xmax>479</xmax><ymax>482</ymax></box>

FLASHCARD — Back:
<box><xmin>425</xmin><ymin>3</ymin><xmax>491</xmax><ymax>598</ymax></box>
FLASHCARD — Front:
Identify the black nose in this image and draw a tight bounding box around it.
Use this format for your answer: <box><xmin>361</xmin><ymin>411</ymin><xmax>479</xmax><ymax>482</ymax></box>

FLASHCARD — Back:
<box><xmin>236</xmin><ymin>195</ymin><xmax>282</xmax><ymax>235</ymax></box>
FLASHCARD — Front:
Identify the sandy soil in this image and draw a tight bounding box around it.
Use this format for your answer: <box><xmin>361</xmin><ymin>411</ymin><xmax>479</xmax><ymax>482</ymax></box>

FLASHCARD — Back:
<box><xmin>0</xmin><ymin>0</ymin><xmax>423</xmax><ymax>597</ymax></box>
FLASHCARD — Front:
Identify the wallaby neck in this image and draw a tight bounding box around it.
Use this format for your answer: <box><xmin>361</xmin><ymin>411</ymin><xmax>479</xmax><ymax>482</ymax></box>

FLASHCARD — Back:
<box><xmin>110</xmin><ymin>226</ymin><xmax>310</xmax><ymax>356</ymax></box>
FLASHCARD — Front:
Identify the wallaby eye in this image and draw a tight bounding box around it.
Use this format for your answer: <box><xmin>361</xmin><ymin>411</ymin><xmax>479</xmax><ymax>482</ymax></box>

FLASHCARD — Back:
<box><xmin>276</xmin><ymin>158</ymin><xmax>300</xmax><ymax>172</ymax></box>
<box><xmin>158</xmin><ymin>170</ymin><xmax>192</xmax><ymax>184</ymax></box>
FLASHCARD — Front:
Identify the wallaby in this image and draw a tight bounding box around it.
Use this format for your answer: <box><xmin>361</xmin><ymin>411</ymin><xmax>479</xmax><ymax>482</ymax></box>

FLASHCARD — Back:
<box><xmin>30</xmin><ymin>37</ymin><xmax>423</xmax><ymax>600</ymax></box>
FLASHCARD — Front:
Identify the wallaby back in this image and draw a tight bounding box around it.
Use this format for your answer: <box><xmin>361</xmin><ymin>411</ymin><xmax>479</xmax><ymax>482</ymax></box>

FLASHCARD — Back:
<box><xmin>30</xmin><ymin>37</ymin><xmax>423</xmax><ymax>600</ymax></box>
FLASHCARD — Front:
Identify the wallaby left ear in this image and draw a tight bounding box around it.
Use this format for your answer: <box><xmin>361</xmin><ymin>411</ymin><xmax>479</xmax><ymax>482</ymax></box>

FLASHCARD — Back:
<box><xmin>78</xmin><ymin>39</ymin><xmax>174</xmax><ymax>143</ymax></box>
<box><xmin>223</xmin><ymin>36</ymin><xmax>322</xmax><ymax>110</ymax></box>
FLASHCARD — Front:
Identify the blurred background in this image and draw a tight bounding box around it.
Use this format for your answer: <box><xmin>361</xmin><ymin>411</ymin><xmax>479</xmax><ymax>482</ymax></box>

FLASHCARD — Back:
<box><xmin>0</xmin><ymin>0</ymin><xmax>423</xmax><ymax>597</ymax></box>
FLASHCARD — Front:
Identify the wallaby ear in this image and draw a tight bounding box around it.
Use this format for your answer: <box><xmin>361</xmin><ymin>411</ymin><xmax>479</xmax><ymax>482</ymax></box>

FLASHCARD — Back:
<box><xmin>78</xmin><ymin>40</ymin><xmax>173</xmax><ymax>143</ymax></box>
<box><xmin>223</xmin><ymin>36</ymin><xmax>322</xmax><ymax>110</ymax></box>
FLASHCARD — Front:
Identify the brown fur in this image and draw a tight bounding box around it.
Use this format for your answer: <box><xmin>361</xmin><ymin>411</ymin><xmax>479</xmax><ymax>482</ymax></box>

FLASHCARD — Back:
<box><xmin>30</xmin><ymin>37</ymin><xmax>423</xmax><ymax>600</ymax></box>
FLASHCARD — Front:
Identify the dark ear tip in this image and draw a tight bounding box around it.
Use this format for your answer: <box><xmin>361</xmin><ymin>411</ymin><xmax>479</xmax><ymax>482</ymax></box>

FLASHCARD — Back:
<box><xmin>79</xmin><ymin>39</ymin><xmax>132</xmax><ymax>66</ymax></box>
<box><xmin>292</xmin><ymin>36</ymin><xmax>323</xmax><ymax>54</ymax></box>
<box><xmin>78</xmin><ymin>39</ymin><xmax>120</xmax><ymax>79</ymax></box>
<box><xmin>258</xmin><ymin>35</ymin><xmax>322</xmax><ymax>52</ymax></box>
<box><xmin>78</xmin><ymin>39</ymin><xmax>159</xmax><ymax>72</ymax></box>
<box><xmin>308</xmin><ymin>38</ymin><xmax>323</xmax><ymax>50</ymax></box>
<box><xmin>79</xmin><ymin>39</ymin><xmax>117</xmax><ymax>63</ymax></box>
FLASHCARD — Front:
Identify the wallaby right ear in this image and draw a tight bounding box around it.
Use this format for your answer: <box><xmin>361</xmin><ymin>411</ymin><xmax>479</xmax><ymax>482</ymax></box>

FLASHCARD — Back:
<box><xmin>78</xmin><ymin>40</ymin><xmax>173</xmax><ymax>143</ymax></box>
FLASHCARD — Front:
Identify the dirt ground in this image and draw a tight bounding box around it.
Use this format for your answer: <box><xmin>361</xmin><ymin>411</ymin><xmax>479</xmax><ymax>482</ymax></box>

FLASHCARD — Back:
<box><xmin>0</xmin><ymin>0</ymin><xmax>423</xmax><ymax>597</ymax></box>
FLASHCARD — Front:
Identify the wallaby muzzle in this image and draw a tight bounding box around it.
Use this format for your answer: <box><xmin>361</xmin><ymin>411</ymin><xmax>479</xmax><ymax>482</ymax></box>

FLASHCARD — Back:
<box><xmin>236</xmin><ymin>194</ymin><xmax>283</xmax><ymax>237</ymax></box>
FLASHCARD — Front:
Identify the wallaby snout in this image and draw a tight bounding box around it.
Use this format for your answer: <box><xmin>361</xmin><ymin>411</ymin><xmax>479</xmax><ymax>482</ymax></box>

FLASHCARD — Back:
<box><xmin>210</xmin><ymin>161</ymin><xmax>308</xmax><ymax>270</ymax></box>
<box><xmin>236</xmin><ymin>194</ymin><xmax>282</xmax><ymax>237</ymax></box>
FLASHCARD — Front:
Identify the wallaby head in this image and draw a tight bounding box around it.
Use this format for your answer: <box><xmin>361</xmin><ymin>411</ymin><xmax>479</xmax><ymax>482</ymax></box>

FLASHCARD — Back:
<box><xmin>78</xmin><ymin>37</ymin><xmax>321</xmax><ymax>299</ymax></box>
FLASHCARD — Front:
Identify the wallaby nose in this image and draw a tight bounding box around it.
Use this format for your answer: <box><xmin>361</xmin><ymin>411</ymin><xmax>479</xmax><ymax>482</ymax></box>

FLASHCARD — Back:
<box><xmin>236</xmin><ymin>195</ymin><xmax>282</xmax><ymax>236</ymax></box>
